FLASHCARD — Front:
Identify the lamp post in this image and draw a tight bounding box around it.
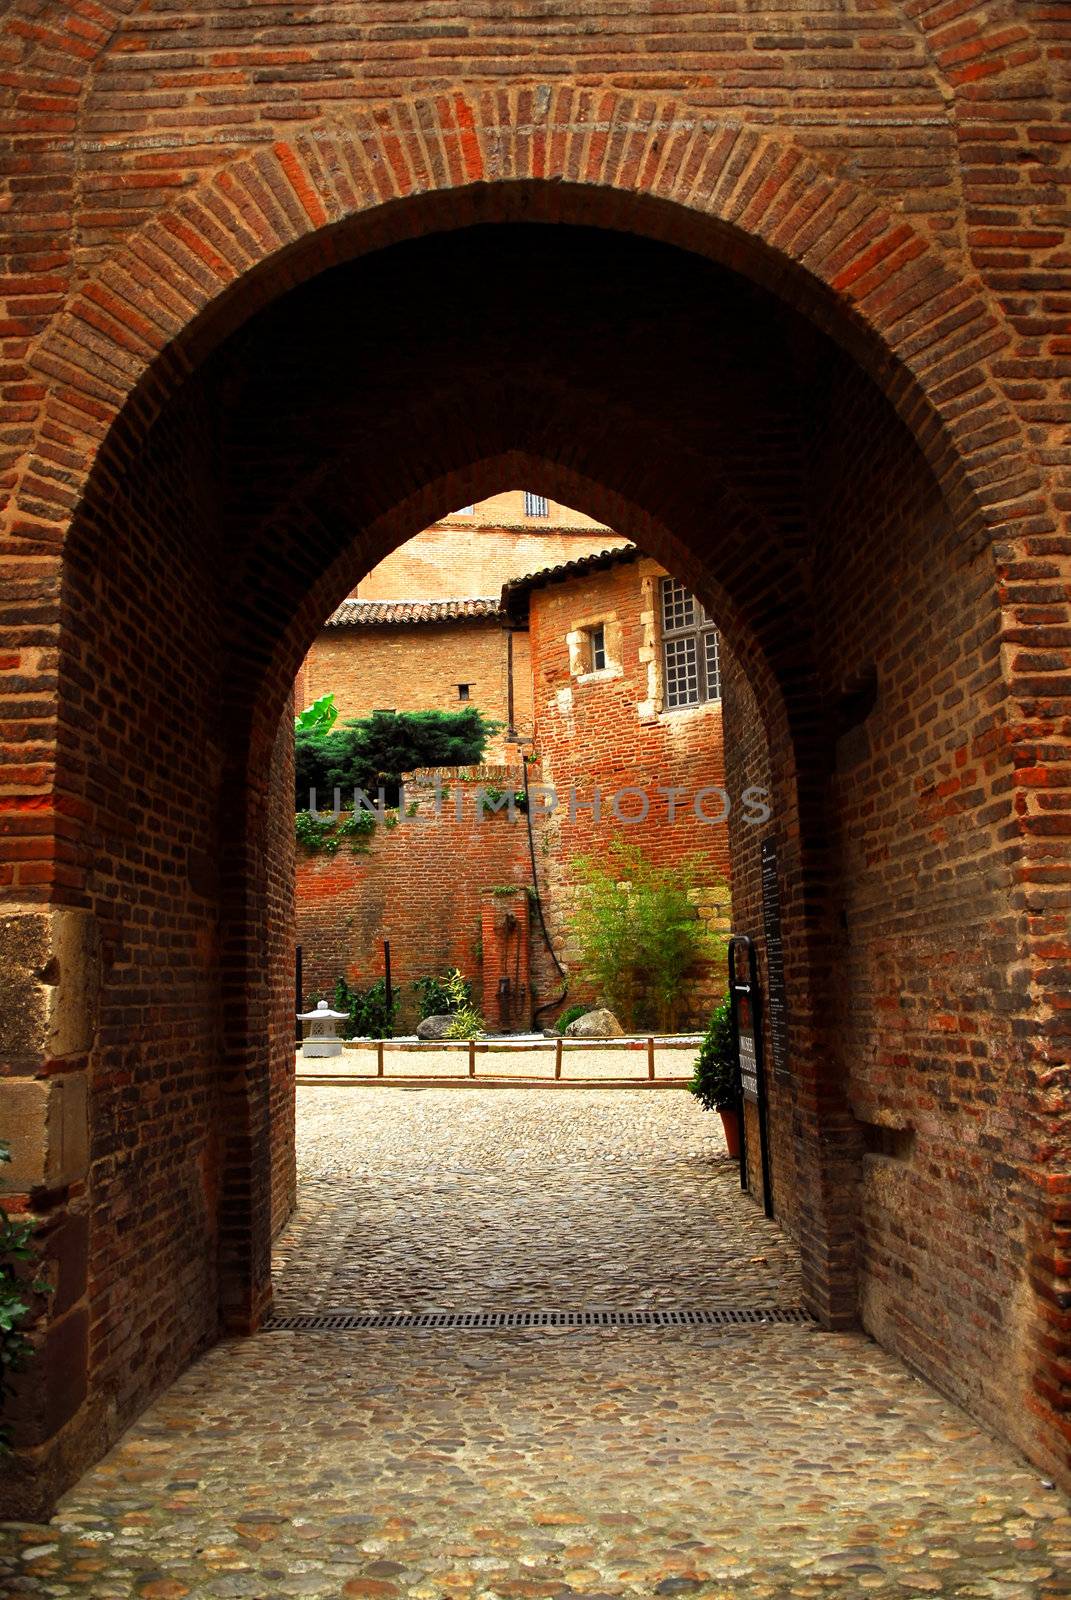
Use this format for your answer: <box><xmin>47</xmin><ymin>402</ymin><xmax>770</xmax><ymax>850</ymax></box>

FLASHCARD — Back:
<box><xmin>296</xmin><ymin>999</ymin><xmax>349</xmax><ymax>1059</ymax></box>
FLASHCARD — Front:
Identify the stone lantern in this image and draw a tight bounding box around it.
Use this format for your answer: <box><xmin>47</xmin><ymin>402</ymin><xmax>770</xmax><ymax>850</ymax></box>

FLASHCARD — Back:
<box><xmin>297</xmin><ymin>999</ymin><xmax>349</xmax><ymax>1059</ymax></box>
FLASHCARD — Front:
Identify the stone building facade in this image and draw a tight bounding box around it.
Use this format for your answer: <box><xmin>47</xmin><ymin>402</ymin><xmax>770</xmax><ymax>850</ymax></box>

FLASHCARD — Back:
<box><xmin>1</xmin><ymin>5</ymin><xmax>1069</xmax><ymax>1514</ymax></box>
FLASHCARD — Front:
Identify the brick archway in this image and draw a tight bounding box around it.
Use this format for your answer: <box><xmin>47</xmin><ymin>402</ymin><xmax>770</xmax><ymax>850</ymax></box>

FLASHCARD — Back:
<box><xmin>8</xmin><ymin>89</ymin><xmax>1044</xmax><ymax>556</ymax></box>
<box><xmin>2</xmin><ymin>92</ymin><xmax>1068</xmax><ymax>1518</ymax></box>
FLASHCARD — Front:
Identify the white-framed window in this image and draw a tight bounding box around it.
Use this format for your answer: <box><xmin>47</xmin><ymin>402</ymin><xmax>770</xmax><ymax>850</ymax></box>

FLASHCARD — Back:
<box><xmin>524</xmin><ymin>491</ymin><xmax>549</xmax><ymax>518</ymax></box>
<box><xmin>589</xmin><ymin>624</ymin><xmax>607</xmax><ymax>672</ymax></box>
<box><xmin>660</xmin><ymin>577</ymin><xmax>721</xmax><ymax>706</ymax></box>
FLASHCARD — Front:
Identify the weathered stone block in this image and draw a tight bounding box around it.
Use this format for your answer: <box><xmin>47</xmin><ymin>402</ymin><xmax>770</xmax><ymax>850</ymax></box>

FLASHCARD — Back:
<box><xmin>0</xmin><ymin>909</ymin><xmax>100</xmax><ymax>1067</ymax></box>
<box><xmin>0</xmin><ymin>1074</ymin><xmax>89</xmax><ymax>1194</ymax></box>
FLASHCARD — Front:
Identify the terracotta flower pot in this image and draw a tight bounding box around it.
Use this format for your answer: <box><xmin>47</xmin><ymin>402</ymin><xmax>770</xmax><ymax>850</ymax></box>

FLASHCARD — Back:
<box><xmin>719</xmin><ymin>1107</ymin><xmax>742</xmax><ymax>1160</ymax></box>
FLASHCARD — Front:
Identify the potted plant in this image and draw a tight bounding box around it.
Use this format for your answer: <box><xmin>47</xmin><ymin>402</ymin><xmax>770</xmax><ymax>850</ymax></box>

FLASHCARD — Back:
<box><xmin>688</xmin><ymin>995</ymin><xmax>741</xmax><ymax>1158</ymax></box>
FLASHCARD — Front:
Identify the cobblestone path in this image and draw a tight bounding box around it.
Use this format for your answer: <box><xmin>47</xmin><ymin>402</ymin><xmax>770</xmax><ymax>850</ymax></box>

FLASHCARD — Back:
<box><xmin>273</xmin><ymin>1088</ymin><xmax>801</xmax><ymax>1313</ymax></box>
<box><xmin>3</xmin><ymin>1088</ymin><xmax>1069</xmax><ymax>1599</ymax></box>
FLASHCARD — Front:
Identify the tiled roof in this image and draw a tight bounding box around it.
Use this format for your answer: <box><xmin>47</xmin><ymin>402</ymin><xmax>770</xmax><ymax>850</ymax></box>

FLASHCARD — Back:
<box><xmin>324</xmin><ymin>597</ymin><xmax>504</xmax><ymax>627</ymax></box>
<box><xmin>500</xmin><ymin>545</ymin><xmax>639</xmax><ymax>621</ymax></box>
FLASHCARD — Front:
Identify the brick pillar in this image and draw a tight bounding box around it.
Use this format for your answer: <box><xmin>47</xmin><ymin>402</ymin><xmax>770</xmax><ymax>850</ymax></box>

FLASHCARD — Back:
<box><xmin>216</xmin><ymin>751</ymin><xmax>279</xmax><ymax>1338</ymax></box>
<box><xmin>480</xmin><ymin>888</ymin><xmax>531</xmax><ymax>1033</ymax></box>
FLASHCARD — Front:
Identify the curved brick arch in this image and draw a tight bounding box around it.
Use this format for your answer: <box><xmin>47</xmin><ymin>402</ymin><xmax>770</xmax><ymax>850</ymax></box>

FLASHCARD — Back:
<box><xmin>11</xmin><ymin>88</ymin><xmax>1045</xmax><ymax>561</ymax></box>
<box><xmin>240</xmin><ymin>446</ymin><xmax>805</xmax><ymax>777</ymax></box>
<box><xmin>891</xmin><ymin>0</ymin><xmax>1045</xmax><ymax>90</ymax></box>
<box><xmin>6</xmin><ymin>77</ymin><xmax>1070</xmax><ymax>1522</ymax></box>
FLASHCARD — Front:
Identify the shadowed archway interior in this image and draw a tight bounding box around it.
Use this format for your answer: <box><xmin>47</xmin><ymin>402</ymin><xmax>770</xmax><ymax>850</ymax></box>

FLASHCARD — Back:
<box><xmin>35</xmin><ymin>215</ymin><xmax>1051</xmax><ymax>1512</ymax></box>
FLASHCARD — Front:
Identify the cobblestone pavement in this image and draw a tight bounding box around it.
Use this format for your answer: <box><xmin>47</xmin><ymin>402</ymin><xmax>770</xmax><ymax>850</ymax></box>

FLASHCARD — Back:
<box><xmin>3</xmin><ymin>1088</ymin><xmax>1069</xmax><ymax>1599</ymax></box>
<box><xmin>273</xmin><ymin>1088</ymin><xmax>801</xmax><ymax>1313</ymax></box>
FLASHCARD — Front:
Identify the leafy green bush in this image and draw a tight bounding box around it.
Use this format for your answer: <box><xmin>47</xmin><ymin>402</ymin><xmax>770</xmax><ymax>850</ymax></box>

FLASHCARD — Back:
<box><xmin>414</xmin><ymin>969</ymin><xmax>473</xmax><ymax>1020</ymax></box>
<box><xmin>446</xmin><ymin>1003</ymin><xmax>486</xmax><ymax>1040</ymax></box>
<box><xmin>425</xmin><ymin>969</ymin><xmax>484</xmax><ymax>1038</ymax></box>
<box><xmin>0</xmin><ymin>1142</ymin><xmax>47</xmax><ymax>1453</ymax></box>
<box><xmin>333</xmin><ymin>976</ymin><xmax>396</xmax><ymax>1039</ymax></box>
<box><xmin>296</xmin><ymin>707</ymin><xmax>498</xmax><ymax>811</ymax></box>
<box><xmin>688</xmin><ymin>995</ymin><xmax>737</xmax><ymax>1112</ymax></box>
<box><xmin>570</xmin><ymin>841</ymin><xmax>725</xmax><ymax>1031</ymax></box>
<box><xmin>555</xmin><ymin>1003</ymin><xmax>591</xmax><ymax>1034</ymax></box>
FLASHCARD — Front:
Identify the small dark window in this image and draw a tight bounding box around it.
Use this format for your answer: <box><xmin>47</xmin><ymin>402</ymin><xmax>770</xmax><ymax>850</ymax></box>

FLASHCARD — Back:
<box><xmin>589</xmin><ymin>625</ymin><xmax>607</xmax><ymax>672</ymax></box>
<box><xmin>458</xmin><ymin>683</ymin><xmax>471</xmax><ymax>701</ymax></box>
<box><xmin>660</xmin><ymin>577</ymin><xmax>721</xmax><ymax>706</ymax></box>
<box><xmin>524</xmin><ymin>491</ymin><xmax>549</xmax><ymax>518</ymax></box>
<box><xmin>373</xmin><ymin>707</ymin><xmax>396</xmax><ymax>715</ymax></box>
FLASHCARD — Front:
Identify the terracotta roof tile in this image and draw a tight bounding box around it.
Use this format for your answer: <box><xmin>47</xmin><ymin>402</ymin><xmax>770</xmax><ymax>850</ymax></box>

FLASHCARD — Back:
<box><xmin>324</xmin><ymin>597</ymin><xmax>503</xmax><ymax>627</ymax></box>
<box><xmin>500</xmin><ymin>545</ymin><xmax>639</xmax><ymax>621</ymax></box>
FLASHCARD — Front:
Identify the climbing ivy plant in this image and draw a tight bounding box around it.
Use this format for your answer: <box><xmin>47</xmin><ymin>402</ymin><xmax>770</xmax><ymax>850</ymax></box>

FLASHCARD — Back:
<box><xmin>294</xmin><ymin>808</ymin><xmax>377</xmax><ymax>857</ymax></box>
<box><xmin>0</xmin><ymin>1142</ymin><xmax>47</xmax><ymax>1453</ymax></box>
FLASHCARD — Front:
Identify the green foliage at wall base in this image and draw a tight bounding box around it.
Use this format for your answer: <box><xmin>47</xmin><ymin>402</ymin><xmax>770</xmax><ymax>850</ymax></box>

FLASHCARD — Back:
<box><xmin>414</xmin><ymin>969</ymin><xmax>474</xmax><ymax>1020</ymax></box>
<box><xmin>333</xmin><ymin>976</ymin><xmax>396</xmax><ymax>1039</ymax></box>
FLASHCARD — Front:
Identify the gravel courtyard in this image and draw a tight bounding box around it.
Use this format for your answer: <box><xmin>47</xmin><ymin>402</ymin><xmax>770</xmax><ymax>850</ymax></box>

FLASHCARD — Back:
<box><xmin>3</xmin><ymin>1087</ymin><xmax>1068</xmax><ymax>1600</ymax></box>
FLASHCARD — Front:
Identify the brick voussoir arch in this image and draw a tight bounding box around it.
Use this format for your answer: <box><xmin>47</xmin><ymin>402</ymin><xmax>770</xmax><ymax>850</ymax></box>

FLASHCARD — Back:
<box><xmin>244</xmin><ymin>448</ymin><xmax>805</xmax><ymax>778</ymax></box>
<box><xmin>9</xmin><ymin>88</ymin><xmax>1044</xmax><ymax>556</ymax></box>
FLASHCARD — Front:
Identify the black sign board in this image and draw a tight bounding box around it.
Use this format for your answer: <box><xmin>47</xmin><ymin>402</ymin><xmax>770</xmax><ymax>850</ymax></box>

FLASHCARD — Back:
<box><xmin>760</xmin><ymin>838</ymin><xmax>790</xmax><ymax>1079</ymax></box>
<box><xmin>736</xmin><ymin>990</ymin><xmax>760</xmax><ymax>1104</ymax></box>
<box><xmin>728</xmin><ymin>935</ymin><xmax>774</xmax><ymax>1218</ymax></box>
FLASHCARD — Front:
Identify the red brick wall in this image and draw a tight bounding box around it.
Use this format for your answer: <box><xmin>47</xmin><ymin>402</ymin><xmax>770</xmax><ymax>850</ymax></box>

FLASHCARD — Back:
<box><xmin>0</xmin><ymin>379</ymin><xmax>230</xmax><ymax>1514</ymax></box>
<box><xmin>300</xmin><ymin>619</ymin><xmax>533</xmax><ymax>758</ymax></box>
<box><xmin>268</xmin><ymin>701</ymin><xmax>296</xmax><ymax>1240</ymax></box>
<box><xmin>527</xmin><ymin>556</ymin><xmax>731</xmax><ymax>1028</ymax></box>
<box><xmin>295</xmin><ymin>769</ymin><xmax>531</xmax><ymax>1031</ymax></box>
<box><xmin>480</xmin><ymin>887</ymin><xmax>532</xmax><ymax>1034</ymax></box>
<box><xmin>813</xmin><ymin>360</ymin><xmax>1043</xmax><ymax>1462</ymax></box>
<box><xmin>722</xmin><ymin>654</ymin><xmax>788</xmax><ymax>1227</ymax></box>
<box><xmin>721</xmin><ymin>360</ymin><xmax>1068</xmax><ymax>1478</ymax></box>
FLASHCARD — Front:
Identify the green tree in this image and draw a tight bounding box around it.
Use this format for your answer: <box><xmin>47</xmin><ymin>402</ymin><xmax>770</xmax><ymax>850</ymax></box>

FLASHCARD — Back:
<box><xmin>296</xmin><ymin>707</ymin><xmax>499</xmax><ymax>810</ymax></box>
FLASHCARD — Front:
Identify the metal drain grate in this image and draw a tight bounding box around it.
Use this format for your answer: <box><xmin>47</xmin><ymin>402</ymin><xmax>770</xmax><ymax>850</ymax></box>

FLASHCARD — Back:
<box><xmin>262</xmin><ymin>1306</ymin><xmax>811</xmax><ymax>1333</ymax></box>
